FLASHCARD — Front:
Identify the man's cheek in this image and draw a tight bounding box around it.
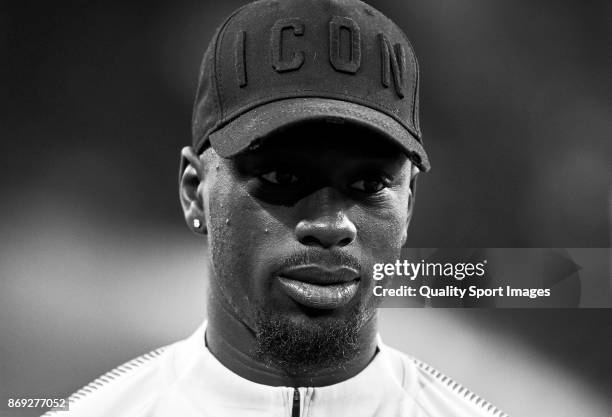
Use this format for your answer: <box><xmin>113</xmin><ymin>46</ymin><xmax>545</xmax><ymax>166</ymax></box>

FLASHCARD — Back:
<box><xmin>208</xmin><ymin>184</ymin><xmax>254</xmax><ymax>277</ymax></box>
<box><xmin>357</xmin><ymin>209</ymin><xmax>407</xmax><ymax>251</ymax></box>
<box><xmin>208</xmin><ymin>181</ymin><xmax>276</xmax><ymax>286</ymax></box>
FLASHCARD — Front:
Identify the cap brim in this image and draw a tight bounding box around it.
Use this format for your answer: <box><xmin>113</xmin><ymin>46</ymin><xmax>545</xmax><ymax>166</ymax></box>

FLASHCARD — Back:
<box><xmin>208</xmin><ymin>98</ymin><xmax>430</xmax><ymax>172</ymax></box>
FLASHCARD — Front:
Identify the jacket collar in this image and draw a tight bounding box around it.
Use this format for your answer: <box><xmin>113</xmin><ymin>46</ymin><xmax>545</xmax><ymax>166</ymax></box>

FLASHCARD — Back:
<box><xmin>158</xmin><ymin>321</ymin><xmax>418</xmax><ymax>415</ymax></box>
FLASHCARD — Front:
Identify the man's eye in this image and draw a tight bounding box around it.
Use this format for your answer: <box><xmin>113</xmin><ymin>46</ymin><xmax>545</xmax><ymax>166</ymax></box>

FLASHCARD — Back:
<box><xmin>350</xmin><ymin>179</ymin><xmax>388</xmax><ymax>193</ymax></box>
<box><xmin>260</xmin><ymin>170</ymin><xmax>299</xmax><ymax>185</ymax></box>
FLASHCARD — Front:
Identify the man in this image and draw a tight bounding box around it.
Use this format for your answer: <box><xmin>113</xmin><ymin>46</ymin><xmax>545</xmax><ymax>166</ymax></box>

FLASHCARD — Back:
<box><xmin>43</xmin><ymin>0</ymin><xmax>506</xmax><ymax>416</ymax></box>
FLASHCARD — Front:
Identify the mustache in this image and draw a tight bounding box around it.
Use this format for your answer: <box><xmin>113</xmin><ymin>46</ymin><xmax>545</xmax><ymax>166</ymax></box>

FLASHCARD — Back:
<box><xmin>273</xmin><ymin>250</ymin><xmax>362</xmax><ymax>274</ymax></box>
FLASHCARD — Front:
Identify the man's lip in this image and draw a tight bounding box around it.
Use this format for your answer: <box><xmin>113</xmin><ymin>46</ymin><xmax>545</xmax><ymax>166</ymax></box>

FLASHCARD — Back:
<box><xmin>277</xmin><ymin>276</ymin><xmax>360</xmax><ymax>310</ymax></box>
<box><xmin>278</xmin><ymin>264</ymin><xmax>359</xmax><ymax>285</ymax></box>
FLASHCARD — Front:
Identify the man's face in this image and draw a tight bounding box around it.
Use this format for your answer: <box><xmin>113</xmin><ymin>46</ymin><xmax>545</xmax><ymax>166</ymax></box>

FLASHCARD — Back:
<box><xmin>202</xmin><ymin>122</ymin><xmax>414</xmax><ymax>371</ymax></box>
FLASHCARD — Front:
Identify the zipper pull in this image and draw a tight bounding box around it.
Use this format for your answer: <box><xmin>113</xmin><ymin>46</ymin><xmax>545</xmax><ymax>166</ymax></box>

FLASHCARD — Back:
<box><xmin>291</xmin><ymin>388</ymin><xmax>300</xmax><ymax>417</ymax></box>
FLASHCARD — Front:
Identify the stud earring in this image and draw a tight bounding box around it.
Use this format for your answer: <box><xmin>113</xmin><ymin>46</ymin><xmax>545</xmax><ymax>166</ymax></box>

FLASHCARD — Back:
<box><xmin>192</xmin><ymin>218</ymin><xmax>202</xmax><ymax>229</ymax></box>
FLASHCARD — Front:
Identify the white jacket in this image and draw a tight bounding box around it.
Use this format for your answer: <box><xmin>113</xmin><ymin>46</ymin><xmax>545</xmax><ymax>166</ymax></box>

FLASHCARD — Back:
<box><xmin>42</xmin><ymin>322</ymin><xmax>507</xmax><ymax>417</ymax></box>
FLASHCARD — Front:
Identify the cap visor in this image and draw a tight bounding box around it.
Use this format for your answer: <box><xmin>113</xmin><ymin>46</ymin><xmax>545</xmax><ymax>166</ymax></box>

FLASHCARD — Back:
<box><xmin>209</xmin><ymin>98</ymin><xmax>430</xmax><ymax>172</ymax></box>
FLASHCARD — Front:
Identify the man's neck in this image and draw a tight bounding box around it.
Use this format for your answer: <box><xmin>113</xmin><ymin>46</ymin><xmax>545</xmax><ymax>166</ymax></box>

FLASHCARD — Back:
<box><xmin>205</xmin><ymin>295</ymin><xmax>379</xmax><ymax>387</ymax></box>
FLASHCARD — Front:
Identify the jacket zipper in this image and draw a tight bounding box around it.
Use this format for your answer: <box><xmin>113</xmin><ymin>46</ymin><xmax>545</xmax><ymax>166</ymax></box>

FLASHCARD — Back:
<box><xmin>291</xmin><ymin>388</ymin><xmax>300</xmax><ymax>417</ymax></box>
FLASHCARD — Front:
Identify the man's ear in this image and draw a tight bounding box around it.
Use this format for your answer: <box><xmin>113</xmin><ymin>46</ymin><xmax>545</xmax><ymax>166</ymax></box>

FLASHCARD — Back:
<box><xmin>179</xmin><ymin>146</ymin><xmax>208</xmax><ymax>235</ymax></box>
<box><xmin>402</xmin><ymin>165</ymin><xmax>420</xmax><ymax>246</ymax></box>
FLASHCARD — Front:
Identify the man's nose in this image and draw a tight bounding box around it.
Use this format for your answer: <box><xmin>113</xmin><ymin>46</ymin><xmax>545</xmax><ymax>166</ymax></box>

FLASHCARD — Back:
<box><xmin>295</xmin><ymin>188</ymin><xmax>357</xmax><ymax>249</ymax></box>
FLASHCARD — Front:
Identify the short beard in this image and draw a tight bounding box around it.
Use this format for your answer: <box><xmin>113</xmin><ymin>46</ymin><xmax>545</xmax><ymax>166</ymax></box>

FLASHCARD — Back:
<box><xmin>253</xmin><ymin>308</ymin><xmax>370</xmax><ymax>375</ymax></box>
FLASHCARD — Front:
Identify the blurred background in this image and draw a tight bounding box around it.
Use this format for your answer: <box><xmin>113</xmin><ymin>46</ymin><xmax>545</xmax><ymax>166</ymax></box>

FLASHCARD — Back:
<box><xmin>1</xmin><ymin>0</ymin><xmax>611</xmax><ymax>416</ymax></box>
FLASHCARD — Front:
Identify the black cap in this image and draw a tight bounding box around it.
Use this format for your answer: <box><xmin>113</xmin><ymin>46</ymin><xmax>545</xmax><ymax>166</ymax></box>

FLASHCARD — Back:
<box><xmin>192</xmin><ymin>0</ymin><xmax>430</xmax><ymax>172</ymax></box>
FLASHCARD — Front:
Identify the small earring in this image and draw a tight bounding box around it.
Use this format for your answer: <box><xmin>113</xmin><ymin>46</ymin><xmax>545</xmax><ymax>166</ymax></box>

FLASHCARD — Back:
<box><xmin>192</xmin><ymin>218</ymin><xmax>202</xmax><ymax>229</ymax></box>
